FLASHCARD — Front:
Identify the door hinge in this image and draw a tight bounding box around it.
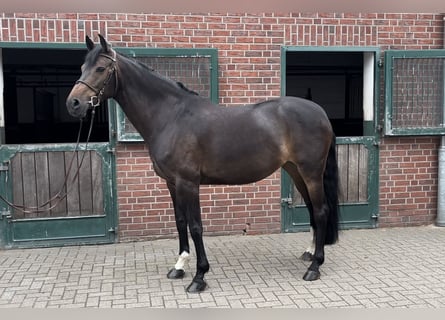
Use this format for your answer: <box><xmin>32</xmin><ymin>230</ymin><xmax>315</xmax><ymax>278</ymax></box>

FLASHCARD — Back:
<box><xmin>371</xmin><ymin>213</ymin><xmax>379</xmax><ymax>227</ymax></box>
<box><xmin>0</xmin><ymin>210</ymin><xmax>12</xmax><ymax>220</ymax></box>
<box><xmin>281</xmin><ymin>196</ymin><xmax>293</xmax><ymax>207</ymax></box>
<box><xmin>0</xmin><ymin>162</ymin><xmax>9</xmax><ymax>171</ymax></box>
<box><xmin>108</xmin><ymin>227</ymin><xmax>116</xmax><ymax>233</ymax></box>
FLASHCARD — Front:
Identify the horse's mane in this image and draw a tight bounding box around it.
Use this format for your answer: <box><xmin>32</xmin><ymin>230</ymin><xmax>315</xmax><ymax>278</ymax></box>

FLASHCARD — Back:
<box><xmin>176</xmin><ymin>81</ymin><xmax>199</xmax><ymax>96</ymax></box>
<box><xmin>85</xmin><ymin>46</ymin><xmax>199</xmax><ymax>96</ymax></box>
<box><xmin>133</xmin><ymin>60</ymin><xmax>199</xmax><ymax>96</ymax></box>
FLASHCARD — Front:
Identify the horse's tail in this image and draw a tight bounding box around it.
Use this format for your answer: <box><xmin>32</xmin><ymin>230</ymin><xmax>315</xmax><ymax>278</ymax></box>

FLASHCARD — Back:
<box><xmin>323</xmin><ymin>135</ymin><xmax>340</xmax><ymax>245</ymax></box>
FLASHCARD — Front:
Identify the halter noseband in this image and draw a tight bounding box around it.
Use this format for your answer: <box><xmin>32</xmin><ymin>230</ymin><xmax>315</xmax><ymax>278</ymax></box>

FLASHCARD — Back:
<box><xmin>76</xmin><ymin>51</ymin><xmax>118</xmax><ymax>108</ymax></box>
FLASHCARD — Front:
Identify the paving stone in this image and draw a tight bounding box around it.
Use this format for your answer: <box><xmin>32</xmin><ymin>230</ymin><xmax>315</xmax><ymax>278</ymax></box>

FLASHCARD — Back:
<box><xmin>1</xmin><ymin>225</ymin><xmax>445</xmax><ymax>308</ymax></box>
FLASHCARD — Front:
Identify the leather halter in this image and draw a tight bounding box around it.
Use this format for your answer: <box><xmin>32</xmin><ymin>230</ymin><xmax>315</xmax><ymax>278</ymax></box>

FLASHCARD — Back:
<box><xmin>75</xmin><ymin>51</ymin><xmax>118</xmax><ymax>107</ymax></box>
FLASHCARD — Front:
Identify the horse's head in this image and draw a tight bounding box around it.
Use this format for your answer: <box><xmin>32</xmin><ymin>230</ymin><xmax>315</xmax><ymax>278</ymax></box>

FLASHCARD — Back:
<box><xmin>66</xmin><ymin>34</ymin><xmax>118</xmax><ymax>118</ymax></box>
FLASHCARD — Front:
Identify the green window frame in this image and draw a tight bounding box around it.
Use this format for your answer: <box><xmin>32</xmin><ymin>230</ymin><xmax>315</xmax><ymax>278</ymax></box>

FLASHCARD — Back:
<box><xmin>113</xmin><ymin>48</ymin><xmax>219</xmax><ymax>142</ymax></box>
<box><xmin>384</xmin><ymin>50</ymin><xmax>445</xmax><ymax>136</ymax></box>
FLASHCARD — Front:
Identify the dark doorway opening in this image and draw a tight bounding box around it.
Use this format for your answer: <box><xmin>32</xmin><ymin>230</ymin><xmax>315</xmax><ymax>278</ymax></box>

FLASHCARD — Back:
<box><xmin>2</xmin><ymin>48</ymin><xmax>109</xmax><ymax>144</ymax></box>
<box><xmin>286</xmin><ymin>51</ymin><xmax>364</xmax><ymax>137</ymax></box>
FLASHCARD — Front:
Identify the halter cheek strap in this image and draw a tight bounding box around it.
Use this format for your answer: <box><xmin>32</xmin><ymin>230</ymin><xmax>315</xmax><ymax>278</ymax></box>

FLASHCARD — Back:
<box><xmin>75</xmin><ymin>51</ymin><xmax>118</xmax><ymax>108</ymax></box>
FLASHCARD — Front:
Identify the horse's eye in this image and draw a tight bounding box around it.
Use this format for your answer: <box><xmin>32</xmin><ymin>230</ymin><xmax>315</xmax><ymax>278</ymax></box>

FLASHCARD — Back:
<box><xmin>96</xmin><ymin>66</ymin><xmax>106</xmax><ymax>72</ymax></box>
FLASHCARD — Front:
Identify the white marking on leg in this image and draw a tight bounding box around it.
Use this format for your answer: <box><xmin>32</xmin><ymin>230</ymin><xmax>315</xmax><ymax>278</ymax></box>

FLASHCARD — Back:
<box><xmin>174</xmin><ymin>251</ymin><xmax>190</xmax><ymax>270</ymax></box>
<box><xmin>305</xmin><ymin>227</ymin><xmax>315</xmax><ymax>255</ymax></box>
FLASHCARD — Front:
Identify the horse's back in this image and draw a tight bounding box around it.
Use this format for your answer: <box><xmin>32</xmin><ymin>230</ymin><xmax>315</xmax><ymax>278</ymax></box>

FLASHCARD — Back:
<box><xmin>250</xmin><ymin>96</ymin><xmax>334</xmax><ymax>143</ymax></box>
<box><xmin>192</xmin><ymin>96</ymin><xmax>333</xmax><ymax>184</ymax></box>
<box><xmin>270</xmin><ymin>96</ymin><xmax>332</xmax><ymax>129</ymax></box>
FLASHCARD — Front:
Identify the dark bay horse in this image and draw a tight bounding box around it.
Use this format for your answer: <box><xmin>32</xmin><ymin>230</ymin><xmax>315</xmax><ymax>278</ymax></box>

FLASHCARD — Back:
<box><xmin>66</xmin><ymin>35</ymin><xmax>339</xmax><ymax>293</ymax></box>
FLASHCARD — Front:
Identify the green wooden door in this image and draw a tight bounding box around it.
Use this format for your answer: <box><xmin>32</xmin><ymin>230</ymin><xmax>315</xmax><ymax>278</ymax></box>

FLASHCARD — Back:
<box><xmin>281</xmin><ymin>136</ymin><xmax>379</xmax><ymax>232</ymax></box>
<box><xmin>0</xmin><ymin>43</ymin><xmax>117</xmax><ymax>249</ymax></box>
<box><xmin>281</xmin><ymin>47</ymin><xmax>380</xmax><ymax>232</ymax></box>
<box><xmin>0</xmin><ymin>142</ymin><xmax>117</xmax><ymax>248</ymax></box>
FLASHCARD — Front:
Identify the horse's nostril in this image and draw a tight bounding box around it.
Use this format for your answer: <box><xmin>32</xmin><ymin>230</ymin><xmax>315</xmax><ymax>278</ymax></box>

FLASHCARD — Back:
<box><xmin>72</xmin><ymin>98</ymin><xmax>80</xmax><ymax>109</ymax></box>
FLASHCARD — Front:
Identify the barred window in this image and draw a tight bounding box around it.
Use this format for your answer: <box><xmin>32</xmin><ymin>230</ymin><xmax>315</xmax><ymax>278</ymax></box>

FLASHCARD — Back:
<box><xmin>384</xmin><ymin>50</ymin><xmax>445</xmax><ymax>136</ymax></box>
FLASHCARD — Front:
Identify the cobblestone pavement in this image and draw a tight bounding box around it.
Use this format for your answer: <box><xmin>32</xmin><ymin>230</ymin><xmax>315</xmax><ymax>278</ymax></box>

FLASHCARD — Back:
<box><xmin>1</xmin><ymin>225</ymin><xmax>445</xmax><ymax>308</ymax></box>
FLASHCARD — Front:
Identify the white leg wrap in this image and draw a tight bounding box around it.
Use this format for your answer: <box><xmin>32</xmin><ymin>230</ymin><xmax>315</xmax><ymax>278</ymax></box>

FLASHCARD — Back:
<box><xmin>305</xmin><ymin>227</ymin><xmax>315</xmax><ymax>254</ymax></box>
<box><xmin>174</xmin><ymin>251</ymin><xmax>190</xmax><ymax>270</ymax></box>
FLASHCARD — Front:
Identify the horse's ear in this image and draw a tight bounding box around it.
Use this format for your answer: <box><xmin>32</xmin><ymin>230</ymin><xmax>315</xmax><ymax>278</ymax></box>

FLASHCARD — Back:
<box><xmin>98</xmin><ymin>34</ymin><xmax>111</xmax><ymax>53</ymax></box>
<box><xmin>86</xmin><ymin>35</ymin><xmax>95</xmax><ymax>51</ymax></box>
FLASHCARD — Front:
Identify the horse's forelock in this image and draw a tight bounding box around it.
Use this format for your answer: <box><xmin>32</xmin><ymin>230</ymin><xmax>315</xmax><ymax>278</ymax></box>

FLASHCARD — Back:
<box><xmin>84</xmin><ymin>45</ymin><xmax>102</xmax><ymax>68</ymax></box>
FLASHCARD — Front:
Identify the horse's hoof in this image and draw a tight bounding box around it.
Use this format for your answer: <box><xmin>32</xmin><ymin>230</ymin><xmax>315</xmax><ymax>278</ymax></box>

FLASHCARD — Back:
<box><xmin>303</xmin><ymin>269</ymin><xmax>320</xmax><ymax>281</ymax></box>
<box><xmin>186</xmin><ymin>279</ymin><xmax>207</xmax><ymax>293</ymax></box>
<box><xmin>300</xmin><ymin>251</ymin><xmax>313</xmax><ymax>261</ymax></box>
<box><xmin>167</xmin><ymin>268</ymin><xmax>185</xmax><ymax>279</ymax></box>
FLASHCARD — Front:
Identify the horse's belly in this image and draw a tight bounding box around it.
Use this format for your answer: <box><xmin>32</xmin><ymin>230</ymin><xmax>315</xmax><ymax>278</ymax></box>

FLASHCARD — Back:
<box><xmin>200</xmin><ymin>160</ymin><xmax>280</xmax><ymax>185</ymax></box>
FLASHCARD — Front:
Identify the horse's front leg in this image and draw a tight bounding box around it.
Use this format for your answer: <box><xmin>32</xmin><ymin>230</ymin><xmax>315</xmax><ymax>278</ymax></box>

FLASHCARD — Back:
<box><xmin>166</xmin><ymin>182</ymin><xmax>191</xmax><ymax>280</ymax></box>
<box><xmin>176</xmin><ymin>179</ymin><xmax>209</xmax><ymax>293</ymax></box>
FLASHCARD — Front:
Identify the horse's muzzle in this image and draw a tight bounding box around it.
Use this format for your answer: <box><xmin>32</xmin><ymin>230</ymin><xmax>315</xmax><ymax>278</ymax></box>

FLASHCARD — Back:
<box><xmin>66</xmin><ymin>97</ymin><xmax>89</xmax><ymax>119</ymax></box>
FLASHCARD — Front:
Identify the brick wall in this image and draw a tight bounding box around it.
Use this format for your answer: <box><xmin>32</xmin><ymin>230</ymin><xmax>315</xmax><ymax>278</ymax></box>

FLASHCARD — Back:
<box><xmin>379</xmin><ymin>137</ymin><xmax>440</xmax><ymax>227</ymax></box>
<box><xmin>1</xmin><ymin>13</ymin><xmax>444</xmax><ymax>240</ymax></box>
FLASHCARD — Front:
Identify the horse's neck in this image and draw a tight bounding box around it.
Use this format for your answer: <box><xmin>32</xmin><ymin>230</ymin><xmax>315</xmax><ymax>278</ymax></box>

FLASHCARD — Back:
<box><xmin>114</xmin><ymin>56</ymin><xmax>182</xmax><ymax>142</ymax></box>
<box><xmin>117</xmin><ymin>56</ymin><xmax>180</xmax><ymax>103</ymax></box>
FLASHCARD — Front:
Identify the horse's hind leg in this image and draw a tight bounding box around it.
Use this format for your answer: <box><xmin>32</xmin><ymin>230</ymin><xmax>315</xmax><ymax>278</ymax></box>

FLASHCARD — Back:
<box><xmin>283</xmin><ymin>162</ymin><xmax>315</xmax><ymax>261</ymax></box>
<box><xmin>285</xmin><ymin>161</ymin><xmax>329</xmax><ymax>281</ymax></box>
<box><xmin>302</xmin><ymin>178</ymin><xmax>329</xmax><ymax>281</ymax></box>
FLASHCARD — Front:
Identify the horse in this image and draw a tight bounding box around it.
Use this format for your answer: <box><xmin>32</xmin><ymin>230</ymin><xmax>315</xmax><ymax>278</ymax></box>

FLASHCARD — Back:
<box><xmin>66</xmin><ymin>35</ymin><xmax>339</xmax><ymax>293</ymax></box>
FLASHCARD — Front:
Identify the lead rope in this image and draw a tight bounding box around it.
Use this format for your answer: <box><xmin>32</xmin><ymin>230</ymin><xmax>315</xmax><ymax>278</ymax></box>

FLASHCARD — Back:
<box><xmin>0</xmin><ymin>107</ymin><xmax>97</xmax><ymax>214</ymax></box>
